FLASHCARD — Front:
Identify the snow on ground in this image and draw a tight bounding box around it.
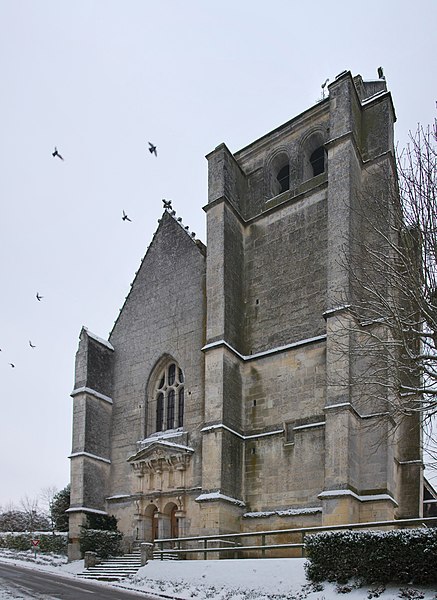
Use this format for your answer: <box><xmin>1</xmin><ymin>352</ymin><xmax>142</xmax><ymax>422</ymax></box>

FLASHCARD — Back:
<box><xmin>0</xmin><ymin>550</ymin><xmax>436</xmax><ymax>599</ymax></box>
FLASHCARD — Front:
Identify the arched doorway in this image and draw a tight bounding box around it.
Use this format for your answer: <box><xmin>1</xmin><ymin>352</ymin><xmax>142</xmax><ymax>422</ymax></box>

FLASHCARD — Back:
<box><xmin>170</xmin><ymin>504</ymin><xmax>178</xmax><ymax>538</ymax></box>
<box><xmin>152</xmin><ymin>506</ymin><xmax>159</xmax><ymax>541</ymax></box>
<box><xmin>159</xmin><ymin>501</ymin><xmax>179</xmax><ymax>540</ymax></box>
<box><xmin>143</xmin><ymin>503</ymin><xmax>159</xmax><ymax>542</ymax></box>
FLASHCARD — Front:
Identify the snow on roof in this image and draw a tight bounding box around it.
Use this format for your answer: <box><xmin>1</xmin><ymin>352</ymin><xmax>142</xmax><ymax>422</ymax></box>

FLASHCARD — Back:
<box><xmin>70</xmin><ymin>386</ymin><xmax>113</xmax><ymax>404</ymax></box>
<box><xmin>195</xmin><ymin>492</ymin><xmax>246</xmax><ymax>507</ymax></box>
<box><xmin>66</xmin><ymin>506</ymin><xmax>108</xmax><ymax>515</ymax></box>
<box><xmin>82</xmin><ymin>326</ymin><xmax>114</xmax><ymax>351</ymax></box>
<box><xmin>361</xmin><ymin>88</ymin><xmax>390</xmax><ymax>105</ymax></box>
<box><xmin>318</xmin><ymin>489</ymin><xmax>398</xmax><ymax>505</ymax></box>
<box><xmin>202</xmin><ymin>334</ymin><xmax>326</xmax><ymax>362</ymax></box>
<box><xmin>153</xmin><ymin>439</ymin><xmax>194</xmax><ymax>452</ymax></box>
<box><xmin>106</xmin><ymin>494</ymin><xmax>131</xmax><ymax>501</ymax></box>
<box><xmin>201</xmin><ymin>423</ymin><xmax>283</xmax><ymax>440</ymax></box>
<box><xmin>293</xmin><ymin>422</ymin><xmax>325</xmax><ymax>431</ymax></box>
<box><xmin>68</xmin><ymin>451</ymin><xmax>111</xmax><ymax>464</ymax></box>
<box><xmin>243</xmin><ymin>507</ymin><xmax>322</xmax><ymax>518</ymax></box>
<box><xmin>322</xmin><ymin>304</ymin><xmax>351</xmax><ymax>318</ymax></box>
<box><xmin>128</xmin><ymin>439</ymin><xmax>194</xmax><ymax>462</ymax></box>
<box><xmin>135</xmin><ymin>429</ymin><xmax>194</xmax><ymax>452</ymax></box>
<box><xmin>140</xmin><ymin>428</ymin><xmax>184</xmax><ymax>442</ymax></box>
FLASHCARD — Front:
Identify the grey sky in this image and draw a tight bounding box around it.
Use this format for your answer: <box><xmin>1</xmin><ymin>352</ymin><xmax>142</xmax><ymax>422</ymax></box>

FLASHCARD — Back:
<box><xmin>0</xmin><ymin>0</ymin><xmax>435</xmax><ymax>507</ymax></box>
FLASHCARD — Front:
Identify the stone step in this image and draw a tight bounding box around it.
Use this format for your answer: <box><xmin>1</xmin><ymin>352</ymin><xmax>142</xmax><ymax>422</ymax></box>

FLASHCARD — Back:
<box><xmin>86</xmin><ymin>563</ymin><xmax>140</xmax><ymax>568</ymax></box>
<box><xmin>81</xmin><ymin>570</ymin><xmax>139</xmax><ymax>576</ymax></box>
<box><xmin>78</xmin><ymin>547</ymin><xmax>181</xmax><ymax>581</ymax></box>
<box><xmin>86</xmin><ymin>565</ymin><xmax>140</xmax><ymax>573</ymax></box>
<box><xmin>79</xmin><ymin>575</ymin><xmax>125</xmax><ymax>582</ymax></box>
<box><xmin>97</xmin><ymin>558</ymin><xmax>141</xmax><ymax>564</ymax></box>
<box><xmin>78</xmin><ymin>553</ymin><xmax>142</xmax><ymax>581</ymax></box>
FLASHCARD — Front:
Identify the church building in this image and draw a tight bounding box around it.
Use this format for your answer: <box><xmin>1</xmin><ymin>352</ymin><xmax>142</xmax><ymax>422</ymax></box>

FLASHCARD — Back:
<box><xmin>67</xmin><ymin>70</ymin><xmax>423</xmax><ymax>560</ymax></box>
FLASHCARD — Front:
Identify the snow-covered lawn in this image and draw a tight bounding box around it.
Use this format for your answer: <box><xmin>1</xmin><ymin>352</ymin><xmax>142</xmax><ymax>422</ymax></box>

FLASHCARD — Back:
<box><xmin>0</xmin><ymin>549</ymin><xmax>436</xmax><ymax>599</ymax></box>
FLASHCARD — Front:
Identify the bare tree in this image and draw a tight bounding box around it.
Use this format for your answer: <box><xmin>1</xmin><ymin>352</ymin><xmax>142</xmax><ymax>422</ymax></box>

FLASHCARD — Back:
<box><xmin>19</xmin><ymin>495</ymin><xmax>49</xmax><ymax>532</ymax></box>
<box><xmin>335</xmin><ymin>121</ymin><xmax>437</xmax><ymax>469</ymax></box>
<box><xmin>20</xmin><ymin>495</ymin><xmax>40</xmax><ymax>532</ymax></box>
<box><xmin>40</xmin><ymin>485</ymin><xmax>58</xmax><ymax>531</ymax></box>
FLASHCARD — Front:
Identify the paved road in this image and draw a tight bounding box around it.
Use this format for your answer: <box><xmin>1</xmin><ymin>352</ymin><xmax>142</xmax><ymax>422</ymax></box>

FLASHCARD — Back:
<box><xmin>0</xmin><ymin>563</ymin><xmax>162</xmax><ymax>600</ymax></box>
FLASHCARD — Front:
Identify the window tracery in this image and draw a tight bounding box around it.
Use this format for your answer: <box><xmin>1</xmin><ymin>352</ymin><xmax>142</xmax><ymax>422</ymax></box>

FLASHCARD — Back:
<box><xmin>152</xmin><ymin>361</ymin><xmax>185</xmax><ymax>433</ymax></box>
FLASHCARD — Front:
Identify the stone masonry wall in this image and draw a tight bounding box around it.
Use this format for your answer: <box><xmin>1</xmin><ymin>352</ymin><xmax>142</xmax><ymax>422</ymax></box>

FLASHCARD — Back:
<box><xmin>243</xmin><ymin>342</ymin><xmax>326</xmax><ymax>510</ymax></box>
<box><xmin>107</xmin><ymin>212</ymin><xmax>206</xmax><ymax>504</ymax></box>
<box><xmin>244</xmin><ymin>189</ymin><xmax>327</xmax><ymax>353</ymax></box>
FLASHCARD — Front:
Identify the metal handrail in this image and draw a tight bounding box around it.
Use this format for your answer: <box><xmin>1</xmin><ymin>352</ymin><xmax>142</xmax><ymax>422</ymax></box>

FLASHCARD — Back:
<box><xmin>153</xmin><ymin>516</ymin><xmax>437</xmax><ymax>560</ymax></box>
<box><xmin>158</xmin><ymin>543</ymin><xmax>304</xmax><ymax>554</ymax></box>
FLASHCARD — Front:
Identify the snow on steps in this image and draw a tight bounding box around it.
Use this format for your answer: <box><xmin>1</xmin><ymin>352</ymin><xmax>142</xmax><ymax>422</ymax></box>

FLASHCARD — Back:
<box><xmin>78</xmin><ymin>551</ymin><xmax>142</xmax><ymax>581</ymax></box>
<box><xmin>78</xmin><ymin>549</ymin><xmax>180</xmax><ymax>581</ymax></box>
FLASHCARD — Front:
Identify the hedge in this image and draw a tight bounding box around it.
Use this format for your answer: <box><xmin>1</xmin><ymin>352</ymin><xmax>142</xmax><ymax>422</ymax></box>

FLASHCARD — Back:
<box><xmin>0</xmin><ymin>532</ymin><xmax>68</xmax><ymax>554</ymax></box>
<box><xmin>79</xmin><ymin>529</ymin><xmax>123</xmax><ymax>559</ymax></box>
<box><xmin>304</xmin><ymin>528</ymin><xmax>437</xmax><ymax>585</ymax></box>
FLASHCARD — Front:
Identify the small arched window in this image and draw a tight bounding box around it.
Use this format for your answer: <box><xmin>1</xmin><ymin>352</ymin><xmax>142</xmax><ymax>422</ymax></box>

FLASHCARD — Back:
<box><xmin>310</xmin><ymin>146</ymin><xmax>325</xmax><ymax>177</ymax></box>
<box><xmin>301</xmin><ymin>131</ymin><xmax>327</xmax><ymax>182</ymax></box>
<box><xmin>151</xmin><ymin>362</ymin><xmax>185</xmax><ymax>434</ymax></box>
<box><xmin>268</xmin><ymin>151</ymin><xmax>290</xmax><ymax>198</ymax></box>
<box><xmin>276</xmin><ymin>164</ymin><xmax>290</xmax><ymax>194</ymax></box>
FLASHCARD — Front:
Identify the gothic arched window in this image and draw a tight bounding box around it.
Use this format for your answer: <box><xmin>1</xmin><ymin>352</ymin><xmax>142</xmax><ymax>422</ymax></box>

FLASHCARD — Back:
<box><xmin>153</xmin><ymin>362</ymin><xmax>185</xmax><ymax>433</ymax></box>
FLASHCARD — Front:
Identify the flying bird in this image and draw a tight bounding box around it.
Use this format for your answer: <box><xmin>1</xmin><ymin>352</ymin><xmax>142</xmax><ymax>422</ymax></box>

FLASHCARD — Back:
<box><xmin>36</xmin><ymin>292</ymin><xmax>43</xmax><ymax>301</ymax></box>
<box><xmin>29</xmin><ymin>341</ymin><xmax>36</xmax><ymax>348</ymax></box>
<box><xmin>148</xmin><ymin>142</ymin><xmax>157</xmax><ymax>157</ymax></box>
<box><xmin>122</xmin><ymin>210</ymin><xmax>132</xmax><ymax>222</ymax></box>
<box><xmin>52</xmin><ymin>146</ymin><xmax>64</xmax><ymax>161</ymax></box>
<box><xmin>9</xmin><ymin>363</ymin><xmax>15</xmax><ymax>368</ymax></box>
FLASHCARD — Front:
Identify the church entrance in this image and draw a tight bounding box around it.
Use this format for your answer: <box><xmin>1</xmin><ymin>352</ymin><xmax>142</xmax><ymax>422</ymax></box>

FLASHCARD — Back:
<box><xmin>152</xmin><ymin>506</ymin><xmax>159</xmax><ymax>541</ymax></box>
<box><xmin>170</xmin><ymin>504</ymin><xmax>178</xmax><ymax>538</ymax></box>
<box><xmin>142</xmin><ymin>503</ymin><xmax>159</xmax><ymax>542</ymax></box>
<box><xmin>140</xmin><ymin>500</ymin><xmax>182</xmax><ymax>542</ymax></box>
<box><xmin>158</xmin><ymin>502</ymin><xmax>179</xmax><ymax>540</ymax></box>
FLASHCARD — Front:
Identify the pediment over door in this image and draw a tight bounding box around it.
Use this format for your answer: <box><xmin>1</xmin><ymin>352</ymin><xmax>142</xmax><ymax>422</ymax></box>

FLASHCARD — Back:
<box><xmin>127</xmin><ymin>440</ymin><xmax>194</xmax><ymax>476</ymax></box>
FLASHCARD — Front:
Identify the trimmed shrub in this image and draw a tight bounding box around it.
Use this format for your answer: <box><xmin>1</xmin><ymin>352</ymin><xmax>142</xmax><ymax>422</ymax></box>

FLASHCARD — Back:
<box><xmin>79</xmin><ymin>529</ymin><xmax>123</xmax><ymax>559</ymax></box>
<box><xmin>0</xmin><ymin>532</ymin><xmax>67</xmax><ymax>554</ymax></box>
<box><xmin>39</xmin><ymin>534</ymin><xmax>68</xmax><ymax>554</ymax></box>
<box><xmin>0</xmin><ymin>534</ymin><xmax>31</xmax><ymax>551</ymax></box>
<box><xmin>86</xmin><ymin>513</ymin><xmax>118</xmax><ymax>531</ymax></box>
<box><xmin>305</xmin><ymin>528</ymin><xmax>437</xmax><ymax>585</ymax></box>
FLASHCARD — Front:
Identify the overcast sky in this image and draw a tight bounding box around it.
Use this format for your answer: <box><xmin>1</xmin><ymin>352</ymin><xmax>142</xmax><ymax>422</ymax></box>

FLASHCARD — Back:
<box><xmin>0</xmin><ymin>0</ymin><xmax>435</xmax><ymax>508</ymax></box>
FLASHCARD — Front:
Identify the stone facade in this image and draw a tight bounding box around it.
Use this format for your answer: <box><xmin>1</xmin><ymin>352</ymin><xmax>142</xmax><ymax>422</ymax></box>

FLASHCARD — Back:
<box><xmin>68</xmin><ymin>71</ymin><xmax>423</xmax><ymax>560</ymax></box>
